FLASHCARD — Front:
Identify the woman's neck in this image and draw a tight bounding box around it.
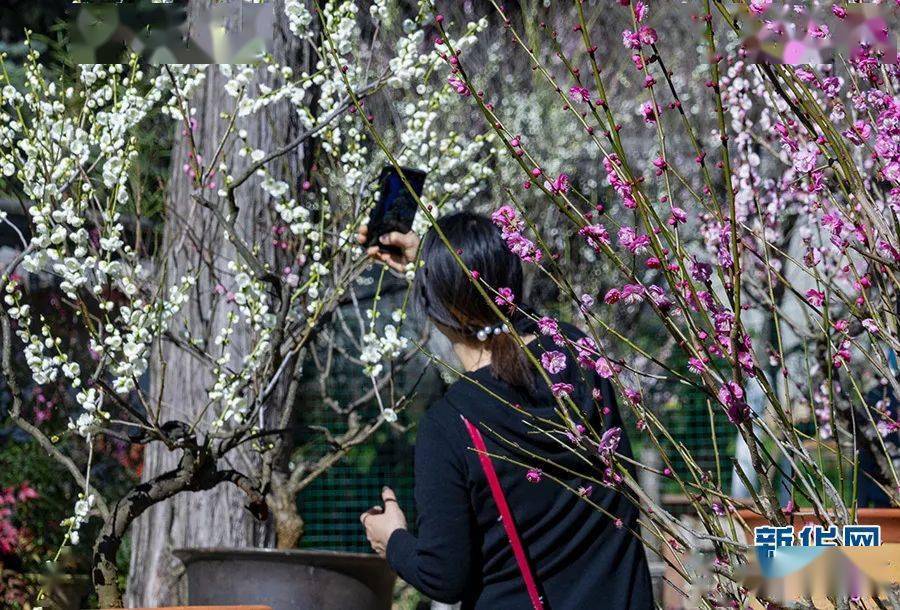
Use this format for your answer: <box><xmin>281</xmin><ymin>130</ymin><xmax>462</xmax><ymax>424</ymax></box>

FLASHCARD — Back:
<box><xmin>452</xmin><ymin>334</ymin><xmax>537</xmax><ymax>372</ymax></box>
<box><xmin>453</xmin><ymin>342</ymin><xmax>492</xmax><ymax>372</ymax></box>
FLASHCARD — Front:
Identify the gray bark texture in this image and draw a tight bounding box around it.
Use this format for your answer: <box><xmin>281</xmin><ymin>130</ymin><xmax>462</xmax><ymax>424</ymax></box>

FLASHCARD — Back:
<box><xmin>126</xmin><ymin>1</ymin><xmax>311</xmax><ymax>605</ymax></box>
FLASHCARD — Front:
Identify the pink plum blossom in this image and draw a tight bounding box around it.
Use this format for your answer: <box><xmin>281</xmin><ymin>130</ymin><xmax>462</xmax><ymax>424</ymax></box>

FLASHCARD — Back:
<box><xmin>494</xmin><ymin>287</ymin><xmax>516</xmax><ymax>312</ymax></box>
<box><xmin>447</xmin><ymin>75</ymin><xmax>470</xmax><ymax>97</ymax></box>
<box><xmin>552</xmin><ymin>382</ymin><xmax>575</xmax><ymax>397</ymax></box>
<box><xmin>541</xmin><ymin>350</ymin><xmax>567</xmax><ymax>374</ymax></box>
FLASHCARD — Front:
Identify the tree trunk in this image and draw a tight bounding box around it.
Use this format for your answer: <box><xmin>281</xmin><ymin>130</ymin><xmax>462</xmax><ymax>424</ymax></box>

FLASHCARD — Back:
<box><xmin>270</xmin><ymin>471</ymin><xmax>305</xmax><ymax>550</ymax></box>
<box><xmin>126</xmin><ymin>2</ymin><xmax>310</xmax><ymax>605</ymax></box>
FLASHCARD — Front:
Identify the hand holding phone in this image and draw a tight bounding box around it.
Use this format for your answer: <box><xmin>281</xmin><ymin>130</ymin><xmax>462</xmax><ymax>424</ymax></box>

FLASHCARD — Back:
<box><xmin>364</xmin><ymin>166</ymin><xmax>426</xmax><ymax>254</ymax></box>
<box><xmin>357</xmin><ymin>226</ymin><xmax>420</xmax><ymax>274</ymax></box>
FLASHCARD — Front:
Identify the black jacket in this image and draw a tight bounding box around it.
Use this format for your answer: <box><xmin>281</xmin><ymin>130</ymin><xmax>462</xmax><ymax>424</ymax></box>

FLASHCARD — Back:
<box><xmin>387</xmin><ymin>326</ymin><xmax>654</xmax><ymax>609</ymax></box>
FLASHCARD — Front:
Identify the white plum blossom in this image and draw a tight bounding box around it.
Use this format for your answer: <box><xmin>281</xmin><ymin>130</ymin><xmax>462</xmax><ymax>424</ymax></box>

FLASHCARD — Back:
<box><xmin>285</xmin><ymin>0</ymin><xmax>314</xmax><ymax>39</ymax></box>
<box><xmin>61</xmin><ymin>493</ymin><xmax>95</xmax><ymax>546</ymax></box>
<box><xmin>69</xmin><ymin>388</ymin><xmax>108</xmax><ymax>437</ymax></box>
<box><xmin>360</xmin><ymin>324</ymin><xmax>408</xmax><ymax>378</ymax></box>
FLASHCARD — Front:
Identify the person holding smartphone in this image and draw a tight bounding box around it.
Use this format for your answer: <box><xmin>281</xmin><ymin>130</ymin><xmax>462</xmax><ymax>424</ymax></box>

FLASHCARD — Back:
<box><xmin>356</xmin><ymin>213</ymin><xmax>653</xmax><ymax>610</ymax></box>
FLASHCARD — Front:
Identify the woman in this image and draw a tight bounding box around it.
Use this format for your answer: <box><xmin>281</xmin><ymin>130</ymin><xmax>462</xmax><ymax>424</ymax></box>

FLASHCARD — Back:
<box><xmin>358</xmin><ymin>212</ymin><xmax>653</xmax><ymax>609</ymax></box>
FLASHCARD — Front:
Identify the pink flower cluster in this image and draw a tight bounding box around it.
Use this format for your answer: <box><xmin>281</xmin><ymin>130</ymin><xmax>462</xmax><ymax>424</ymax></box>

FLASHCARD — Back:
<box><xmin>604</xmin><ymin>284</ymin><xmax>644</xmax><ymax>306</ymax></box>
<box><xmin>603</xmin><ymin>154</ymin><xmax>637</xmax><ymax>209</ymax></box>
<box><xmin>494</xmin><ymin>287</ymin><xmax>516</xmax><ymax>312</ymax></box>
<box><xmin>182</xmin><ymin>152</ymin><xmax>216</xmax><ymax>190</ymax></box>
<box><xmin>598</xmin><ymin>426</ymin><xmax>622</xmax><ymax>459</ymax></box>
<box><xmin>568</xmin><ymin>86</ymin><xmax>591</xmax><ymax>104</ymax></box>
<box><xmin>544</xmin><ymin>173</ymin><xmax>571</xmax><ymax>195</ymax></box>
<box><xmin>552</xmin><ymin>382</ymin><xmax>575</xmax><ymax>397</ymax></box>
<box><xmin>0</xmin><ymin>484</ymin><xmax>38</xmax><ymax>554</ymax></box>
<box><xmin>447</xmin><ymin>75</ymin><xmax>470</xmax><ymax>97</ymax></box>
<box><xmin>748</xmin><ymin>0</ymin><xmax>772</xmax><ymax>16</ymax></box>
<box><xmin>870</xmin><ymin>93</ymin><xmax>900</xmax><ymax>183</ymax></box>
<box><xmin>718</xmin><ymin>381</ymin><xmax>750</xmax><ymax>425</ymax></box>
<box><xmin>490</xmin><ymin>205</ymin><xmax>543</xmax><ymax>263</ymax></box>
<box><xmin>541</xmin><ymin>350</ymin><xmax>567</xmax><ymax>374</ymax></box>
<box><xmin>597</xmin><ymin>427</ymin><xmax>623</xmax><ymax>487</ymax></box>
<box><xmin>31</xmin><ymin>385</ymin><xmax>53</xmax><ymax>424</ymax></box>
<box><xmin>537</xmin><ymin>316</ymin><xmax>564</xmax><ymax>345</ymax></box>
<box><xmin>617</xmin><ymin>227</ymin><xmax>650</xmax><ymax>254</ymax></box>
<box><xmin>622</xmin><ymin>25</ymin><xmax>657</xmax><ymax>50</ymax></box>
<box><xmin>579</xmin><ymin>224</ymin><xmax>611</xmax><ymax>253</ymax></box>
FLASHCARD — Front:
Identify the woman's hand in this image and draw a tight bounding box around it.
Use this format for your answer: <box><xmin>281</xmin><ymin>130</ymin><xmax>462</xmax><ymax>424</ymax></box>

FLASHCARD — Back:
<box><xmin>360</xmin><ymin>486</ymin><xmax>408</xmax><ymax>557</ymax></box>
<box><xmin>356</xmin><ymin>225</ymin><xmax>420</xmax><ymax>274</ymax></box>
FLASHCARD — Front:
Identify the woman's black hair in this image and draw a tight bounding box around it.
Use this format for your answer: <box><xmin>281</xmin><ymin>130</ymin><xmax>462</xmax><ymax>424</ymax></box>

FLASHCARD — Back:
<box><xmin>416</xmin><ymin>212</ymin><xmax>534</xmax><ymax>393</ymax></box>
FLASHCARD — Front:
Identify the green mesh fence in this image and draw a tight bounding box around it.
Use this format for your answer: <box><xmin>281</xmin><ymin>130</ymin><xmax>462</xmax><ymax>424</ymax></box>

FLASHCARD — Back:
<box><xmin>289</xmin><ymin>275</ymin><xmax>433</xmax><ymax>553</ymax></box>
<box><xmin>292</xmin><ymin>329</ymin><xmax>434</xmax><ymax>553</ymax></box>
<box><xmin>659</xmin><ymin>388</ymin><xmax>738</xmax><ymax>497</ymax></box>
<box><xmin>298</xmin><ymin>420</ymin><xmax>417</xmax><ymax>553</ymax></box>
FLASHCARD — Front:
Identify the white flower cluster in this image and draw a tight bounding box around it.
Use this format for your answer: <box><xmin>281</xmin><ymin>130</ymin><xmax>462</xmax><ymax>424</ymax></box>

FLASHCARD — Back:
<box><xmin>388</xmin><ymin>26</ymin><xmax>427</xmax><ymax>89</ymax></box>
<box><xmin>360</xmin><ymin>323</ymin><xmax>408</xmax><ymax>378</ymax></box>
<box><xmin>397</xmin><ymin>91</ymin><xmax>496</xmax><ymax>231</ymax></box>
<box><xmin>299</xmin><ymin>252</ymin><xmax>331</xmax><ymax>315</ymax></box>
<box><xmin>1</xmin><ymin>56</ymin><xmax>180</xmax><ymax>307</ymax></box>
<box><xmin>15</xmin><ymin>316</ymin><xmax>64</xmax><ymax>385</ymax></box>
<box><xmin>252</xmin><ymin>154</ymin><xmax>316</xmax><ymax>239</ymax></box>
<box><xmin>311</xmin><ymin>1</ymin><xmax>368</xmax><ymax>196</ymax></box>
<box><xmin>327</xmin><ymin>0</ymin><xmax>359</xmax><ymax>56</ymax></box>
<box><xmin>94</xmin><ymin>277</ymin><xmax>194</xmax><ymax>394</ymax></box>
<box><xmin>2</xmin><ymin>278</ymin><xmax>28</xmax><ymax>321</ymax></box>
<box><xmin>158</xmin><ymin>64</ymin><xmax>207</xmax><ymax>121</ymax></box>
<box><xmin>388</xmin><ymin>14</ymin><xmax>484</xmax><ymax>90</ymax></box>
<box><xmin>370</xmin><ymin>0</ymin><xmax>390</xmax><ymax>26</ymax></box>
<box><xmin>69</xmin><ymin>388</ymin><xmax>108</xmax><ymax>437</ymax></box>
<box><xmin>0</xmin><ymin>50</ymin><xmax>204</xmax><ymax>438</ymax></box>
<box><xmin>285</xmin><ymin>0</ymin><xmax>315</xmax><ymax>40</ymax></box>
<box><xmin>5</xmin><ymin>277</ymin><xmax>77</xmax><ymax>387</ymax></box>
<box><xmin>221</xmin><ymin>64</ymin><xmax>259</xmax><ymax>100</ymax></box>
<box><xmin>245</xmin><ymin>70</ymin><xmax>309</xmax><ymax>117</ymax></box>
<box><xmin>220</xmin><ymin>62</ymin><xmax>312</xmax><ymax>119</ymax></box>
<box><xmin>209</xmin><ymin>263</ymin><xmax>275</xmax><ymax>428</ymax></box>
<box><xmin>61</xmin><ymin>493</ymin><xmax>95</xmax><ymax>546</ymax></box>
<box><xmin>232</xmin><ymin>267</ymin><xmax>276</xmax><ymax>331</ymax></box>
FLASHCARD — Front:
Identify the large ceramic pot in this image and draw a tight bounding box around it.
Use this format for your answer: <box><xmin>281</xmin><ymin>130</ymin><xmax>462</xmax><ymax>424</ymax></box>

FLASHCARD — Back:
<box><xmin>173</xmin><ymin>548</ymin><xmax>396</xmax><ymax>610</ymax></box>
<box><xmin>737</xmin><ymin>507</ymin><xmax>900</xmax><ymax>542</ymax></box>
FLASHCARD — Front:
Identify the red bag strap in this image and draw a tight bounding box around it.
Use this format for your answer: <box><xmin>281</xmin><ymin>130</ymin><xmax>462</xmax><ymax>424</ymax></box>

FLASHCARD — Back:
<box><xmin>461</xmin><ymin>415</ymin><xmax>545</xmax><ymax>610</ymax></box>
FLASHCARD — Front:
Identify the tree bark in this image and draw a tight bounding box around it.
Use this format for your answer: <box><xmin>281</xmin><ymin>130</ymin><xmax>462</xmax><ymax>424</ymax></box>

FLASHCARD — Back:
<box><xmin>100</xmin><ymin>446</ymin><xmax>268</xmax><ymax>607</ymax></box>
<box><xmin>97</xmin><ymin>454</ymin><xmax>198</xmax><ymax>608</ymax></box>
<box><xmin>126</xmin><ymin>2</ymin><xmax>311</xmax><ymax>605</ymax></box>
<box><xmin>269</xmin><ymin>471</ymin><xmax>304</xmax><ymax>550</ymax></box>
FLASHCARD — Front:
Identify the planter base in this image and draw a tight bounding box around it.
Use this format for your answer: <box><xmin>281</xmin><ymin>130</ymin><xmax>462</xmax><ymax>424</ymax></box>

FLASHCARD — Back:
<box><xmin>174</xmin><ymin>548</ymin><xmax>395</xmax><ymax>610</ymax></box>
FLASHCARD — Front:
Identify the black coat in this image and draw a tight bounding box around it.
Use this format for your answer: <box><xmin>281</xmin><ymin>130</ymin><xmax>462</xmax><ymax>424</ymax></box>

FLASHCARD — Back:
<box><xmin>387</xmin><ymin>326</ymin><xmax>654</xmax><ymax>609</ymax></box>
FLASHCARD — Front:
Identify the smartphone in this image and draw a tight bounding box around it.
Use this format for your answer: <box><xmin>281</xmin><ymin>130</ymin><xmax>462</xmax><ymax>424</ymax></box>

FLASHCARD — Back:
<box><xmin>365</xmin><ymin>166</ymin><xmax>427</xmax><ymax>254</ymax></box>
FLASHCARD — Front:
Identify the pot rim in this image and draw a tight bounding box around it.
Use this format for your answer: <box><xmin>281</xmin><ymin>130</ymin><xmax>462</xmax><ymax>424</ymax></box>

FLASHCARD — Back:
<box><xmin>101</xmin><ymin>606</ymin><xmax>272</xmax><ymax>609</ymax></box>
<box><xmin>172</xmin><ymin>547</ymin><xmax>389</xmax><ymax>566</ymax></box>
